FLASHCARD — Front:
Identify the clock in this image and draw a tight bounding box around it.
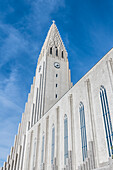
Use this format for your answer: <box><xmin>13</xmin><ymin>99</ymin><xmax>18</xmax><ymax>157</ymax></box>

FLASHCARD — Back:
<box><xmin>54</xmin><ymin>62</ymin><xmax>60</xmax><ymax>69</ymax></box>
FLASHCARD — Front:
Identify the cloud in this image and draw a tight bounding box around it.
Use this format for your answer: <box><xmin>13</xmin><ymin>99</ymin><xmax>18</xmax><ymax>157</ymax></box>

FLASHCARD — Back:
<box><xmin>0</xmin><ymin>0</ymin><xmax>66</xmax><ymax>167</ymax></box>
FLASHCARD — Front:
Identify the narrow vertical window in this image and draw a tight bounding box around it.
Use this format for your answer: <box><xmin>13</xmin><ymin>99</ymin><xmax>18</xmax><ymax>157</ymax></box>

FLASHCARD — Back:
<box><xmin>100</xmin><ymin>85</ymin><xmax>113</xmax><ymax>157</ymax></box>
<box><xmin>56</xmin><ymin>74</ymin><xmax>58</xmax><ymax>77</ymax></box>
<box><xmin>55</xmin><ymin>94</ymin><xmax>57</xmax><ymax>98</ymax></box>
<box><xmin>50</xmin><ymin>47</ymin><xmax>52</xmax><ymax>54</ymax></box>
<box><xmin>56</xmin><ymin>48</ymin><xmax>58</xmax><ymax>56</ymax></box>
<box><xmin>41</xmin><ymin>134</ymin><xmax>45</xmax><ymax>164</ymax></box>
<box><xmin>62</xmin><ymin>51</ymin><xmax>64</xmax><ymax>58</ymax></box>
<box><xmin>51</xmin><ymin>125</ymin><xmax>55</xmax><ymax>164</ymax></box>
<box><xmin>64</xmin><ymin>114</ymin><xmax>68</xmax><ymax>164</ymax></box>
<box><xmin>79</xmin><ymin>102</ymin><xmax>87</xmax><ymax>161</ymax></box>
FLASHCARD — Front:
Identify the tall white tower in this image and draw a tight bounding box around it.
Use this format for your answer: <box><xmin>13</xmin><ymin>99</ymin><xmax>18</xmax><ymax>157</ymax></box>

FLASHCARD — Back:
<box><xmin>31</xmin><ymin>21</ymin><xmax>72</xmax><ymax>127</ymax></box>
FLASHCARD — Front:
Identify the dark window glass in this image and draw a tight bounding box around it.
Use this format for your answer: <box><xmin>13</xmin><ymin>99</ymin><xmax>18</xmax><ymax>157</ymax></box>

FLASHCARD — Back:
<box><xmin>56</xmin><ymin>84</ymin><xmax>57</xmax><ymax>87</ymax></box>
<box><xmin>50</xmin><ymin>47</ymin><xmax>52</xmax><ymax>54</ymax></box>
<box><xmin>79</xmin><ymin>102</ymin><xmax>87</xmax><ymax>161</ymax></box>
<box><xmin>56</xmin><ymin>74</ymin><xmax>58</xmax><ymax>77</ymax></box>
<box><xmin>62</xmin><ymin>51</ymin><xmax>64</xmax><ymax>58</ymax></box>
<box><xmin>56</xmin><ymin>94</ymin><xmax>57</xmax><ymax>98</ymax></box>
<box><xmin>100</xmin><ymin>85</ymin><xmax>113</xmax><ymax>157</ymax></box>
<box><xmin>56</xmin><ymin>48</ymin><xmax>58</xmax><ymax>56</ymax></box>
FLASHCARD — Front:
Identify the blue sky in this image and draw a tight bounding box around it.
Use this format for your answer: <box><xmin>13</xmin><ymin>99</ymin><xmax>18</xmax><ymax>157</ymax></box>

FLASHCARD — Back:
<box><xmin>0</xmin><ymin>0</ymin><xmax>113</xmax><ymax>167</ymax></box>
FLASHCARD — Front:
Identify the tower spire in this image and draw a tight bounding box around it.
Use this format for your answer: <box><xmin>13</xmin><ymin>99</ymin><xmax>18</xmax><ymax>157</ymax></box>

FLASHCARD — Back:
<box><xmin>52</xmin><ymin>20</ymin><xmax>55</xmax><ymax>24</ymax></box>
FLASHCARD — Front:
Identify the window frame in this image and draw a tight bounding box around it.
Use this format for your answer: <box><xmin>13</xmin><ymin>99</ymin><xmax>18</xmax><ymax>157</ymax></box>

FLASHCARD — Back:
<box><xmin>100</xmin><ymin>85</ymin><xmax>113</xmax><ymax>157</ymax></box>
<box><xmin>79</xmin><ymin>102</ymin><xmax>88</xmax><ymax>161</ymax></box>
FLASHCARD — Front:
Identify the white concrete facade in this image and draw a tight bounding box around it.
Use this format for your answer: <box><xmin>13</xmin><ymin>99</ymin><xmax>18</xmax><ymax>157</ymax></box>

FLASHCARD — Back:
<box><xmin>1</xmin><ymin>22</ymin><xmax>113</xmax><ymax>170</ymax></box>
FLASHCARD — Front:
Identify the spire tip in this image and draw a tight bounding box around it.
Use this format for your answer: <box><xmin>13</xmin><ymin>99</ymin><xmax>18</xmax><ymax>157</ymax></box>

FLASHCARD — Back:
<box><xmin>52</xmin><ymin>20</ymin><xmax>55</xmax><ymax>24</ymax></box>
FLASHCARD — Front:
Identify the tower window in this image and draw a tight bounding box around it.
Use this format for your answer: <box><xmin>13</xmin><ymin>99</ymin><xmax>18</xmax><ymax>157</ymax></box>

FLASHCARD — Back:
<box><xmin>56</xmin><ymin>94</ymin><xmax>57</xmax><ymax>98</ymax></box>
<box><xmin>62</xmin><ymin>51</ymin><xmax>64</xmax><ymax>58</ymax></box>
<box><xmin>56</xmin><ymin>84</ymin><xmax>58</xmax><ymax>87</ymax></box>
<box><xmin>50</xmin><ymin>47</ymin><xmax>52</xmax><ymax>54</ymax></box>
<box><xmin>56</xmin><ymin>48</ymin><xmax>58</xmax><ymax>56</ymax></box>
<box><xmin>56</xmin><ymin>74</ymin><xmax>58</xmax><ymax>77</ymax></box>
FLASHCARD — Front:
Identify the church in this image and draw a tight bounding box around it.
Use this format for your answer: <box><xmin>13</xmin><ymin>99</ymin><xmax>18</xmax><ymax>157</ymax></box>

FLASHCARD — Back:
<box><xmin>1</xmin><ymin>21</ymin><xmax>113</xmax><ymax>170</ymax></box>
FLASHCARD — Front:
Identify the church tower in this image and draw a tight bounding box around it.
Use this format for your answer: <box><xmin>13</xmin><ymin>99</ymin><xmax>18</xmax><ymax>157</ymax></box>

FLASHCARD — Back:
<box><xmin>31</xmin><ymin>21</ymin><xmax>72</xmax><ymax>127</ymax></box>
<box><xmin>0</xmin><ymin>22</ymin><xmax>73</xmax><ymax>170</ymax></box>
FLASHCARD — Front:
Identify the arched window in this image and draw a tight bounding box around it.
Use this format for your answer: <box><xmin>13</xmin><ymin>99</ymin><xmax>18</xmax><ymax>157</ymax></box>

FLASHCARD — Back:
<box><xmin>100</xmin><ymin>85</ymin><xmax>113</xmax><ymax>157</ymax></box>
<box><xmin>62</xmin><ymin>51</ymin><xmax>64</xmax><ymax>58</ymax></box>
<box><xmin>79</xmin><ymin>102</ymin><xmax>87</xmax><ymax>161</ymax></box>
<box><xmin>41</xmin><ymin>134</ymin><xmax>45</xmax><ymax>164</ymax></box>
<box><xmin>56</xmin><ymin>47</ymin><xmax>58</xmax><ymax>56</ymax></box>
<box><xmin>64</xmin><ymin>114</ymin><xmax>68</xmax><ymax>164</ymax></box>
<box><xmin>51</xmin><ymin>125</ymin><xmax>55</xmax><ymax>164</ymax></box>
<box><xmin>50</xmin><ymin>47</ymin><xmax>52</xmax><ymax>54</ymax></box>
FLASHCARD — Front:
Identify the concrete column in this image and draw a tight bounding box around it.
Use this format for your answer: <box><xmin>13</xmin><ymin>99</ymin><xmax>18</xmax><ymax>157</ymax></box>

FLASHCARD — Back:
<box><xmin>23</xmin><ymin>131</ymin><xmax>33</xmax><ymax>170</ymax></box>
<box><xmin>20</xmin><ymin>135</ymin><xmax>26</xmax><ymax>170</ymax></box>
<box><xmin>42</xmin><ymin>61</ymin><xmax>47</xmax><ymax>117</ymax></box>
<box><xmin>10</xmin><ymin>147</ymin><xmax>14</xmax><ymax>160</ymax></box>
<box><xmin>106</xmin><ymin>59</ymin><xmax>113</xmax><ymax>92</ymax></box>
<box><xmin>69</xmin><ymin>94</ymin><xmax>76</xmax><ymax>170</ymax></box>
<box><xmin>44</xmin><ymin>116</ymin><xmax>49</xmax><ymax>169</ymax></box>
<box><xmin>37</xmin><ymin>74</ymin><xmax>42</xmax><ymax>120</ymax></box>
<box><xmin>3</xmin><ymin>162</ymin><xmax>6</xmax><ymax>170</ymax></box>
<box><xmin>28</xmin><ymin>131</ymin><xmax>33</xmax><ymax>170</ymax></box>
<box><xmin>85</xmin><ymin>79</ymin><xmax>97</xmax><ymax>168</ymax></box>
<box><xmin>56</xmin><ymin>106</ymin><xmax>60</xmax><ymax>169</ymax></box>
<box><xmin>35</xmin><ymin>124</ymin><xmax>41</xmax><ymax>170</ymax></box>
<box><xmin>12</xmin><ymin>153</ymin><xmax>18</xmax><ymax>170</ymax></box>
<box><xmin>13</xmin><ymin>135</ymin><xmax>18</xmax><ymax>158</ymax></box>
<box><xmin>31</xmin><ymin>103</ymin><xmax>35</xmax><ymax>127</ymax></box>
<box><xmin>7</xmin><ymin>164</ymin><xmax>10</xmax><ymax>170</ymax></box>
<box><xmin>16</xmin><ymin>145</ymin><xmax>22</xmax><ymax>170</ymax></box>
<box><xmin>40</xmin><ymin>62</ymin><xmax>45</xmax><ymax>118</ymax></box>
<box><xmin>9</xmin><ymin>160</ymin><xmax>14</xmax><ymax>170</ymax></box>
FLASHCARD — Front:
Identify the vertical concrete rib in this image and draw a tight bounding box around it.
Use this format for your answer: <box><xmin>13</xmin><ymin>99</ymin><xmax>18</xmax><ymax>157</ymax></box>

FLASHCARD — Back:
<box><xmin>42</xmin><ymin>58</ymin><xmax>47</xmax><ymax>116</ymax></box>
<box><xmin>44</xmin><ymin>116</ymin><xmax>49</xmax><ymax>169</ymax></box>
<box><xmin>20</xmin><ymin>135</ymin><xmax>26</xmax><ymax>170</ymax></box>
<box><xmin>31</xmin><ymin>103</ymin><xmax>35</xmax><ymax>127</ymax></box>
<box><xmin>35</xmin><ymin>124</ymin><xmax>41</xmax><ymax>170</ymax></box>
<box><xmin>56</xmin><ymin>106</ymin><xmax>60</xmax><ymax>169</ymax></box>
<box><xmin>28</xmin><ymin>131</ymin><xmax>33</xmax><ymax>170</ymax></box>
<box><xmin>34</xmin><ymin>88</ymin><xmax>38</xmax><ymax>124</ymax></box>
<box><xmin>16</xmin><ymin>145</ymin><xmax>22</xmax><ymax>170</ymax></box>
<box><xmin>39</xmin><ymin>62</ymin><xmax>45</xmax><ymax>118</ymax></box>
<box><xmin>69</xmin><ymin>94</ymin><xmax>76</xmax><ymax>170</ymax></box>
<box><xmin>106</xmin><ymin>59</ymin><xmax>113</xmax><ymax>92</ymax></box>
<box><xmin>86</xmin><ymin>79</ymin><xmax>97</xmax><ymax>168</ymax></box>
<box><xmin>37</xmin><ymin>74</ymin><xmax>42</xmax><ymax>121</ymax></box>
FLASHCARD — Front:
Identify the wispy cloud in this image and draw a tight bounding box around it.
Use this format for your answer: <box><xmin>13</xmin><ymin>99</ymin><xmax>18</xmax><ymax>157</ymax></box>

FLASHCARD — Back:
<box><xmin>0</xmin><ymin>0</ymin><xmax>65</xmax><ymax>167</ymax></box>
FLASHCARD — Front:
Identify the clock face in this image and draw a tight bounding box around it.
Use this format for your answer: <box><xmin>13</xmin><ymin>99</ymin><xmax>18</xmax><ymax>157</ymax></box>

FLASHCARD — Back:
<box><xmin>54</xmin><ymin>62</ymin><xmax>60</xmax><ymax>69</ymax></box>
